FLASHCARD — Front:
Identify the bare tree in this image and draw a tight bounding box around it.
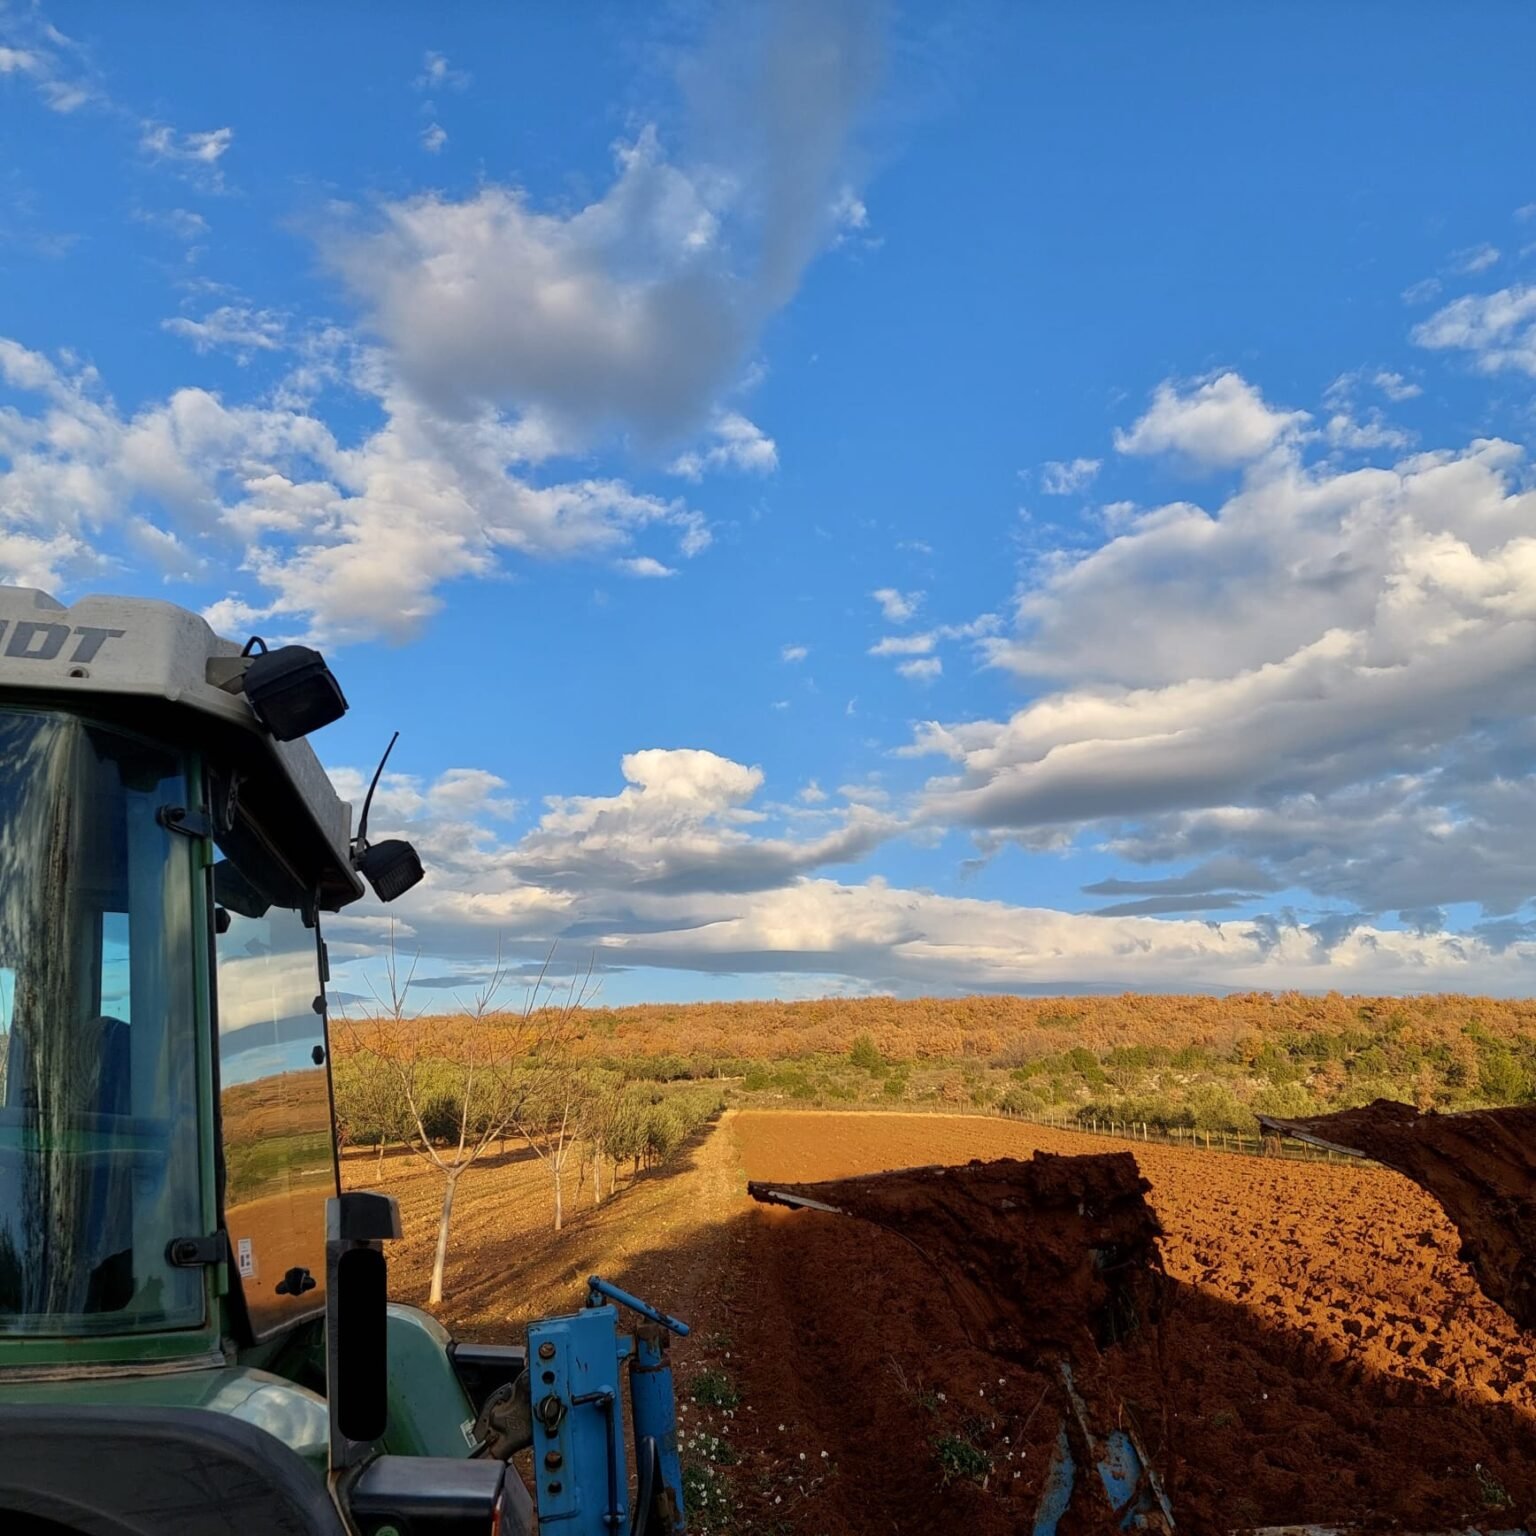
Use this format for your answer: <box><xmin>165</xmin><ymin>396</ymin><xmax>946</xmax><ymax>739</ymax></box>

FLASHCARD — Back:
<box><xmin>344</xmin><ymin>928</ymin><xmax>583</xmax><ymax>1307</ymax></box>
<box><xmin>513</xmin><ymin>955</ymin><xmax>601</xmax><ymax>1231</ymax></box>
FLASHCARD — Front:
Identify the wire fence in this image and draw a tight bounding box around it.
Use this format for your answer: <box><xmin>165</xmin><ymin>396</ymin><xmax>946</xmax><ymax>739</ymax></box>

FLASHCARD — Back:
<box><xmin>733</xmin><ymin>1093</ymin><xmax>1365</xmax><ymax>1164</ymax></box>
<box><xmin>989</xmin><ymin>1106</ymin><xmax>1362</xmax><ymax>1165</ymax></box>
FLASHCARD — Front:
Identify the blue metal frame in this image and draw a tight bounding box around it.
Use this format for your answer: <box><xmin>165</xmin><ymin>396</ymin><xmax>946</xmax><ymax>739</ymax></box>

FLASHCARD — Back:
<box><xmin>523</xmin><ymin>1277</ymin><xmax>689</xmax><ymax>1535</ymax></box>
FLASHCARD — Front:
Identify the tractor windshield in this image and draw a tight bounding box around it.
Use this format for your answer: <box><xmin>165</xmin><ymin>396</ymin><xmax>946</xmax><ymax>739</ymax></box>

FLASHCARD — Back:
<box><xmin>0</xmin><ymin>708</ymin><xmax>204</xmax><ymax>1336</ymax></box>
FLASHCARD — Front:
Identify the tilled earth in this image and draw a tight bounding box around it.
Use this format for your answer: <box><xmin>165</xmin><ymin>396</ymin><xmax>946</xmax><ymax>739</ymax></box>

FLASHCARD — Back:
<box><xmin>364</xmin><ymin>1111</ymin><xmax>1536</xmax><ymax>1534</ymax></box>
<box><xmin>727</xmin><ymin>1112</ymin><xmax>1536</xmax><ymax>1534</ymax></box>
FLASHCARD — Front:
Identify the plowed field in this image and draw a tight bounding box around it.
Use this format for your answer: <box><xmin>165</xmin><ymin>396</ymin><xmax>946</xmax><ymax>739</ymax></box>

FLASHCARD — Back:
<box><xmin>724</xmin><ymin>1112</ymin><xmax>1536</xmax><ymax>1534</ymax></box>
<box><xmin>365</xmin><ymin>1111</ymin><xmax>1536</xmax><ymax>1533</ymax></box>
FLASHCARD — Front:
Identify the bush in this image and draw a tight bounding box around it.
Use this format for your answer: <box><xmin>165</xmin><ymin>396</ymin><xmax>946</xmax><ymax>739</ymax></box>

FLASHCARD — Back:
<box><xmin>848</xmin><ymin>1033</ymin><xmax>884</xmax><ymax>1072</ymax></box>
<box><xmin>998</xmin><ymin>1085</ymin><xmax>1044</xmax><ymax>1117</ymax></box>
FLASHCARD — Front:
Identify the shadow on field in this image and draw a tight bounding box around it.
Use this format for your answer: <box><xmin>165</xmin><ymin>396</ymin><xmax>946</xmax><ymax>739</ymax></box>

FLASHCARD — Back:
<box><xmin>572</xmin><ymin>1187</ymin><xmax>1536</xmax><ymax>1535</ymax></box>
<box><xmin>433</xmin><ymin>1116</ymin><xmax>728</xmax><ymax>1332</ymax></box>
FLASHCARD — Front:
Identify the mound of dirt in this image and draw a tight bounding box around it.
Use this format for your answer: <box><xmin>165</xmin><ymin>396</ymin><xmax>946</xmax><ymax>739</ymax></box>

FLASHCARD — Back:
<box><xmin>732</xmin><ymin>1113</ymin><xmax>1536</xmax><ymax>1533</ymax></box>
<box><xmin>749</xmin><ymin>1150</ymin><xmax>1164</xmax><ymax>1362</ymax></box>
<box><xmin>1267</xmin><ymin>1098</ymin><xmax>1536</xmax><ymax>1332</ymax></box>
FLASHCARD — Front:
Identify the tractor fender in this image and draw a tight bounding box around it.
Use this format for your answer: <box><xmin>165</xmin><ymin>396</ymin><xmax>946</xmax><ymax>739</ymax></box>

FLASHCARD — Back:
<box><xmin>0</xmin><ymin>1403</ymin><xmax>343</xmax><ymax>1535</ymax></box>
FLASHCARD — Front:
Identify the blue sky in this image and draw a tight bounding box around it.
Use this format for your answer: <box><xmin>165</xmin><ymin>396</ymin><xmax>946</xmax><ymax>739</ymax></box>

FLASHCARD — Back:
<box><xmin>5</xmin><ymin>1</ymin><xmax>1536</xmax><ymax>1004</ymax></box>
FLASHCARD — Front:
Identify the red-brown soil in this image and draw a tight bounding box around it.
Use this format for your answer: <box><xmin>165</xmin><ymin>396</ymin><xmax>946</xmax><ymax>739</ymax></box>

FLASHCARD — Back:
<box><xmin>363</xmin><ymin>1111</ymin><xmax>1536</xmax><ymax>1533</ymax></box>
<box><xmin>729</xmin><ymin>1112</ymin><xmax>1536</xmax><ymax>1534</ymax></box>
<box><xmin>1274</xmin><ymin>1098</ymin><xmax>1536</xmax><ymax>1334</ymax></box>
<box><xmin>749</xmin><ymin>1152</ymin><xmax>1164</xmax><ymax>1362</ymax></box>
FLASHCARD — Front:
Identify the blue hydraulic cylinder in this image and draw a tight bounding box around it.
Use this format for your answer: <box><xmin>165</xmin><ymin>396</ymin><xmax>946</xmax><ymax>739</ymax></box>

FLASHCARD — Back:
<box><xmin>631</xmin><ymin>1324</ymin><xmax>686</xmax><ymax>1535</ymax></box>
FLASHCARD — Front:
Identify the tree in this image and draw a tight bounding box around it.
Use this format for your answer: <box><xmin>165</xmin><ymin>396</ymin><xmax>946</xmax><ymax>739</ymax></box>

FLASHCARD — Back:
<box><xmin>513</xmin><ymin>955</ymin><xmax>602</xmax><ymax>1231</ymax></box>
<box><xmin>344</xmin><ymin>929</ymin><xmax>584</xmax><ymax>1307</ymax></box>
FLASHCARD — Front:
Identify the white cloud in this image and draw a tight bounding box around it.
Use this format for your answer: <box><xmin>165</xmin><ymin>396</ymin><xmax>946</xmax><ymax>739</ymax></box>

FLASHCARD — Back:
<box><xmin>917</xmin><ymin>416</ymin><xmax>1536</xmax><ymax>928</ymax></box>
<box><xmin>1373</xmin><ymin>370</ymin><xmax>1421</xmax><ymax>401</ymax></box>
<box><xmin>321</xmin><ymin>744</ymin><xmax>1536</xmax><ymax>996</ymax></box>
<box><xmin>1114</xmin><ymin>372</ymin><xmax>1309</xmax><ymax>466</ymax></box>
<box><xmin>326</xmin><ymin>2</ymin><xmax>879</xmax><ymax>454</ymax></box>
<box><xmin>0</xmin><ymin>26</ymin><xmax>93</xmax><ymax>113</ymax></box>
<box><xmin>871</xmin><ymin>587</ymin><xmax>921</xmax><ymax>622</ymax></box>
<box><xmin>1402</xmin><ymin>277</ymin><xmax>1442</xmax><ymax>306</ymax></box>
<box><xmin>870</xmin><ymin>632</ymin><xmax>935</xmax><ymax>657</ymax></box>
<box><xmin>163</xmin><ymin>305</ymin><xmax>286</xmax><ymax>361</ymax></box>
<box><xmin>421</xmin><ymin>123</ymin><xmax>447</xmax><ymax>154</ymax></box>
<box><xmin>415</xmin><ymin>51</ymin><xmax>470</xmax><ymax>92</ymax></box>
<box><xmin>140</xmin><ymin>123</ymin><xmax>234</xmax><ymax>188</ymax></box>
<box><xmin>1039</xmin><ymin>457</ymin><xmax>1101</xmax><ymax>495</ymax></box>
<box><xmin>135</xmin><ymin>206</ymin><xmax>210</xmax><ymax>242</ymax></box>
<box><xmin>869</xmin><ymin>614</ymin><xmax>996</xmax><ymax>666</ymax></box>
<box><xmin>897</xmin><ymin>657</ymin><xmax>941</xmax><ymax>682</ymax></box>
<box><xmin>617</xmin><ymin>555</ymin><xmax>677</xmax><ymax>578</ymax></box>
<box><xmin>0</xmin><ymin>338</ymin><xmax>705</xmax><ymax>643</ymax></box>
<box><xmin>799</xmin><ymin>780</ymin><xmax>828</xmax><ymax>804</ymax></box>
<box><xmin>781</xmin><ymin>643</ymin><xmax>809</xmax><ymax>663</ymax></box>
<box><xmin>1322</xmin><ymin>410</ymin><xmax>1412</xmax><ymax>453</ymax></box>
<box><xmin>669</xmin><ymin>411</ymin><xmax>778</xmax><ymax>480</ymax></box>
<box><xmin>1453</xmin><ymin>243</ymin><xmax>1501</xmax><ymax>274</ymax></box>
<box><xmin>1412</xmin><ymin>284</ymin><xmax>1536</xmax><ymax>376</ymax></box>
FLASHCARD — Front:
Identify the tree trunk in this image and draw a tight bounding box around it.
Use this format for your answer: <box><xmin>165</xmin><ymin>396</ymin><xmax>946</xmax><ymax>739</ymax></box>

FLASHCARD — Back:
<box><xmin>429</xmin><ymin>1167</ymin><xmax>461</xmax><ymax>1307</ymax></box>
<box><xmin>593</xmin><ymin>1149</ymin><xmax>603</xmax><ymax>1206</ymax></box>
<box><xmin>376</xmin><ymin>1138</ymin><xmax>385</xmax><ymax>1171</ymax></box>
<box><xmin>552</xmin><ymin>1162</ymin><xmax>564</xmax><ymax>1232</ymax></box>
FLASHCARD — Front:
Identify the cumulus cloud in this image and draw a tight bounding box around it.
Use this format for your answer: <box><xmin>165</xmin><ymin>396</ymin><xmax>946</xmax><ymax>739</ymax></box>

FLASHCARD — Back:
<box><xmin>919</xmin><ymin>411</ymin><xmax>1536</xmax><ymax>926</ymax></box>
<box><xmin>1412</xmin><ymin>284</ymin><xmax>1536</xmax><ymax>376</ymax></box>
<box><xmin>669</xmin><ymin>411</ymin><xmax>778</xmax><ymax>479</ymax></box>
<box><xmin>163</xmin><ymin>305</ymin><xmax>286</xmax><ymax>361</ymax></box>
<box><xmin>617</xmin><ymin>555</ymin><xmax>676</xmax><ymax>578</ymax></box>
<box><xmin>869</xmin><ymin>614</ymin><xmax>996</xmax><ymax>674</ymax></box>
<box><xmin>2</xmin><ymin>6</ymin><xmax>882</xmax><ymax>641</ymax></box>
<box><xmin>1039</xmin><ymin>457</ymin><xmax>1101</xmax><ymax>495</ymax></box>
<box><xmin>1114</xmin><ymin>372</ymin><xmax>1309</xmax><ymax>466</ymax></box>
<box><xmin>420</xmin><ymin>123</ymin><xmax>447</xmax><ymax>154</ymax></box>
<box><xmin>781</xmin><ymin>643</ymin><xmax>809</xmax><ymax>663</ymax></box>
<box><xmin>0</xmin><ymin>339</ymin><xmax>705</xmax><ymax>642</ymax></box>
<box><xmin>322</xmin><ymin>745</ymin><xmax>1536</xmax><ymax>996</ymax></box>
<box><xmin>871</xmin><ymin>587</ymin><xmax>921</xmax><ymax>622</ymax></box>
<box><xmin>1373</xmin><ymin>370</ymin><xmax>1421</xmax><ymax>402</ymax></box>
<box><xmin>327</xmin><ymin>2</ymin><xmax>881</xmax><ymax>447</ymax></box>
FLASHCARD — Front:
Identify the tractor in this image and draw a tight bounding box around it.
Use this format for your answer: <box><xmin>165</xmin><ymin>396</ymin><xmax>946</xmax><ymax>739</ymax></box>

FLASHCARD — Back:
<box><xmin>0</xmin><ymin>585</ymin><xmax>687</xmax><ymax>1536</ymax></box>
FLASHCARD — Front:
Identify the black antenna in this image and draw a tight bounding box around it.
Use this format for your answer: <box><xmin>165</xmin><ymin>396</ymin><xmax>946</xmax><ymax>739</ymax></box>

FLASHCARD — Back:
<box><xmin>354</xmin><ymin>730</ymin><xmax>400</xmax><ymax>851</ymax></box>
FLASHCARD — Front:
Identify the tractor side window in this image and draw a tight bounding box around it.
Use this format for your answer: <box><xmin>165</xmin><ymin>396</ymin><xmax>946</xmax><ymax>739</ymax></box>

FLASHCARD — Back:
<box><xmin>0</xmin><ymin>708</ymin><xmax>203</xmax><ymax>1336</ymax></box>
<box><xmin>214</xmin><ymin>891</ymin><xmax>336</xmax><ymax>1339</ymax></box>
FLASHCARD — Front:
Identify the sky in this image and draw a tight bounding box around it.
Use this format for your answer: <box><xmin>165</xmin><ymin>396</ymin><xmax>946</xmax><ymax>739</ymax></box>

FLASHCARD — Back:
<box><xmin>5</xmin><ymin>1</ymin><xmax>1536</xmax><ymax>1006</ymax></box>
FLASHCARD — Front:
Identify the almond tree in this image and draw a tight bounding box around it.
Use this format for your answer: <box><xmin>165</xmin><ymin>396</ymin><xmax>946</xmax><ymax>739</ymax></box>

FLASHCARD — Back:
<box><xmin>513</xmin><ymin>955</ymin><xmax>601</xmax><ymax>1231</ymax></box>
<box><xmin>343</xmin><ymin>928</ymin><xmax>583</xmax><ymax>1307</ymax></box>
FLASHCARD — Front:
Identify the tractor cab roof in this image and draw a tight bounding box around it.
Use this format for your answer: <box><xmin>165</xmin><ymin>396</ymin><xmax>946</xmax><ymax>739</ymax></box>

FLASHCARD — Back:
<box><xmin>0</xmin><ymin>586</ymin><xmax>364</xmax><ymax>911</ymax></box>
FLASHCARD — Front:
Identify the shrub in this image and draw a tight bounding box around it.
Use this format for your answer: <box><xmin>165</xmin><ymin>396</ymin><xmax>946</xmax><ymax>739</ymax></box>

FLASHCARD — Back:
<box><xmin>848</xmin><ymin>1033</ymin><xmax>884</xmax><ymax>1072</ymax></box>
<box><xmin>998</xmin><ymin>1085</ymin><xmax>1045</xmax><ymax>1117</ymax></box>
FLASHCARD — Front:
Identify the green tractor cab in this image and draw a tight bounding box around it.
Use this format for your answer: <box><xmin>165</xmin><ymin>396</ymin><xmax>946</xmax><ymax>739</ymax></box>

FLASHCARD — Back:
<box><xmin>0</xmin><ymin>587</ymin><xmax>685</xmax><ymax>1536</ymax></box>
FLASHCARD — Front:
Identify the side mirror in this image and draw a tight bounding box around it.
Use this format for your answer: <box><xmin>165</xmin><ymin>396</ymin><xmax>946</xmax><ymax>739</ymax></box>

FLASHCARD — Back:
<box><xmin>325</xmin><ymin>1191</ymin><xmax>402</xmax><ymax>1469</ymax></box>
